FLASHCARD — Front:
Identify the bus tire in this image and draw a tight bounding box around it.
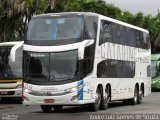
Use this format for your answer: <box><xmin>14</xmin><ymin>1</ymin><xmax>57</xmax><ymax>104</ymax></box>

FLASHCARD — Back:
<box><xmin>89</xmin><ymin>87</ymin><xmax>101</xmax><ymax>111</ymax></box>
<box><xmin>41</xmin><ymin>105</ymin><xmax>52</xmax><ymax>112</ymax></box>
<box><xmin>123</xmin><ymin>99</ymin><xmax>130</xmax><ymax>105</ymax></box>
<box><xmin>130</xmin><ymin>86</ymin><xmax>138</xmax><ymax>105</ymax></box>
<box><xmin>100</xmin><ymin>86</ymin><xmax>110</xmax><ymax>110</ymax></box>
<box><xmin>138</xmin><ymin>86</ymin><xmax>143</xmax><ymax>104</ymax></box>
<box><xmin>53</xmin><ymin>105</ymin><xmax>63</xmax><ymax>112</ymax></box>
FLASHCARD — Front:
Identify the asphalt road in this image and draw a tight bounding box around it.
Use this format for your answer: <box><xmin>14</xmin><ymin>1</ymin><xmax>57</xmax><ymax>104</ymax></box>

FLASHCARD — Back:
<box><xmin>0</xmin><ymin>92</ymin><xmax>160</xmax><ymax>120</ymax></box>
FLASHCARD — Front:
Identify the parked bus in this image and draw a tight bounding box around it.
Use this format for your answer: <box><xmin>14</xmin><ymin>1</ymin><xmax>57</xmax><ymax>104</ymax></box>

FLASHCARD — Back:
<box><xmin>23</xmin><ymin>12</ymin><xmax>151</xmax><ymax>112</ymax></box>
<box><xmin>0</xmin><ymin>41</ymin><xmax>23</xmax><ymax>102</ymax></box>
<box><xmin>151</xmin><ymin>54</ymin><xmax>160</xmax><ymax>89</ymax></box>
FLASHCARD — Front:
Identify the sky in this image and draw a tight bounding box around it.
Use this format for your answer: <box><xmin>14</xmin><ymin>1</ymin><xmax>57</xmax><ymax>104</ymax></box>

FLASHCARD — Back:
<box><xmin>105</xmin><ymin>0</ymin><xmax>160</xmax><ymax>16</ymax></box>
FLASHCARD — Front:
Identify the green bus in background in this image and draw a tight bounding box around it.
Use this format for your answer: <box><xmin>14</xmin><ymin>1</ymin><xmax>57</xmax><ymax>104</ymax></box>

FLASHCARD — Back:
<box><xmin>151</xmin><ymin>54</ymin><xmax>160</xmax><ymax>89</ymax></box>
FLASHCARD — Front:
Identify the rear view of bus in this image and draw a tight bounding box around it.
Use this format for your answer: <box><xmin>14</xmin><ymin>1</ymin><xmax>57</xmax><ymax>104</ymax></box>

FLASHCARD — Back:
<box><xmin>0</xmin><ymin>41</ymin><xmax>23</xmax><ymax>102</ymax></box>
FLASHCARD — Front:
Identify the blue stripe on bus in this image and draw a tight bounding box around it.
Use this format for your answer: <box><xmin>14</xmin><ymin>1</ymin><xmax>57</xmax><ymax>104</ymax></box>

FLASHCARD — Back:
<box><xmin>77</xmin><ymin>80</ymin><xmax>83</xmax><ymax>100</ymax></box>
<box><xmin>50</xmin><ymin>20</ymin><xmax>57</xmax><ymax>40</ymax></box>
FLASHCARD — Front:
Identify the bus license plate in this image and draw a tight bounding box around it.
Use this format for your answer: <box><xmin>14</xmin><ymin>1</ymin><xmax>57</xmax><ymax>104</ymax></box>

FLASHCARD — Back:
<box><xmin>44</xmin><ymin>99</ymin><xmax>54</xmax><ymax>103</ymax></box>
<box><xmin>0</xmin><ymin>91</ymin><xmax>8</xmax><ymax>95</ymax></box>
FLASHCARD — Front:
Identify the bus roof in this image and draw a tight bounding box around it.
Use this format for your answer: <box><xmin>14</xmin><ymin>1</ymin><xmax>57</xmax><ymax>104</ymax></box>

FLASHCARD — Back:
<box><xmin>151</xmin><ymin>54</ymin><xmax>160</xmax><ymax>61</ymax></box>
<box><xmin>0</xmin><ymin>41</ymin><xmax>23</xmax><ymax>47</ymax></box>
<box><xmin>33</xmin><ymin>12</ymin><xmax>148</xmax><ymax>33</ymax></box>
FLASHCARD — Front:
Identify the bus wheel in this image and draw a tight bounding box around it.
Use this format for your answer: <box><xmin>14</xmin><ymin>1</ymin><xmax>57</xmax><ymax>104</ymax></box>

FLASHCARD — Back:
<box><xmin>130</xmin><ymin>86</ymin><xmax>138</xmax><ymax>105</ymax></box>
<box><xmin>138</xmin><ymin>87</ymin><xmax>143</xmax><ymax>104</ymax></box>
<box><xmin>100</xmin><ymin>86</ymin><xmax>110</xmax><ymax>110</ymax></box>
<box><xmin>89</xmin><ymin>87</ymin><xmax>101</xmax><ymax>111</ymax></box>
<box><xmin>41</xmin><ymin>105</ymin><xmax>52</xmax><ymax>112</ymax></box>
<box><xmin>53</xmin><ymin>105</ymin><xmax>63</xmax><ymax>112</ymax></box>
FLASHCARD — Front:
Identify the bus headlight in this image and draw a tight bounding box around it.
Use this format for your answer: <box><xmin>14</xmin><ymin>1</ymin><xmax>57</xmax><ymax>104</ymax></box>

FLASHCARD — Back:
<box><xmin>65</xmin><ymin>84</ymin><xmax>85</xmax><ymax>93</ymax></box>
<box><xmin>24</xmin><ymin>88</ymin><xmax>32</xmax><ymax>94</ymax></box>
<box><xmin>71</xmin><ymin>87</ymin><xmax>78</xmax><ymax>92</ymax></box>
<box><xmin>23</xmin><ymin>83</ymin><xmax>33</xmax><ymax>94</ymax></box>
<box><xmin>65</xmin><ymin>87</ymin><xmax>78</xmax><ymax>93</ymax></box>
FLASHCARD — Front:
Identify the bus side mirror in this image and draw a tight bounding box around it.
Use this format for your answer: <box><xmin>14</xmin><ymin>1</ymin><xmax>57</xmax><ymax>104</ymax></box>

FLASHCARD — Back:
<box><xmin>78</xmin><ymin>39</ymin><xmax>94</xmax><ymax>60</ymax></box>
<box><xmin>10</xmin><ymin>42</ymin><xmax>23</xmax><ymax>62</ymax></box>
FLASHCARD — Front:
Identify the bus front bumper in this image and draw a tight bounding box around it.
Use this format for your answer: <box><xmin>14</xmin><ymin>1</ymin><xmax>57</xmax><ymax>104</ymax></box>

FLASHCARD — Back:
<box><xmin>0</xmin><ymin>88</ymin><xmax>22</xmax><ymax>97</ymax></box>
<box><xmin>23</xmin><ymin>92</ymin><xmax>94</xmax><ymax>105</ymax></box>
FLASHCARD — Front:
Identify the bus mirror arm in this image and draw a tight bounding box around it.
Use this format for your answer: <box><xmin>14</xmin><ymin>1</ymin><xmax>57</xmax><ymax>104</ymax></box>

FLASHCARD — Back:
<box><xmin>78</xmin><ymin>39</ymin><xmax>94</xmax><ymax>60</ymax></box>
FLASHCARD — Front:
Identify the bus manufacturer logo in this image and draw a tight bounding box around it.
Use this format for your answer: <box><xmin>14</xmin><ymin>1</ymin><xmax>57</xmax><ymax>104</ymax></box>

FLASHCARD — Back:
<box><xmin>30</xmin><ymin>53</ymin><xmax>45</xmax><ymax>57</ymax></box>
<box><xmin>41</xmin><ymin>87</ymin><xmax>58</xmax><ymax>91</ymax></box>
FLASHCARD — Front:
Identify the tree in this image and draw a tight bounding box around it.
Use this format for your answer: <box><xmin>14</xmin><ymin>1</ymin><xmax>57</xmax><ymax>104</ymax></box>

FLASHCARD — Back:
<box><xmin>0</xmin><ymin>0</ymin><xmax>57</xmax><ymax>42</ymax></box>
<box><xmin>1</xmin><ymin>0</ymin><xmax>160</xmax><ymax>52</ymax></box>
<box><xmin>120</xmin><ymin>11</ymin><xmax>135</xmax><ymax>24</ymax></box>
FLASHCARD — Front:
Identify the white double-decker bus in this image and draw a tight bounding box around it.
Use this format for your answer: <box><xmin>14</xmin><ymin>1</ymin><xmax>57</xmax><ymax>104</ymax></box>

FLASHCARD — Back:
<box><xmin>23</xmin><ymin>12</ymin><xmax>151</xmax><ymax>112</ymax></box>
<box><xmin>0</xmin><ymin>41</ymin><xmax>23</xmax><ymax>102</ymax></box>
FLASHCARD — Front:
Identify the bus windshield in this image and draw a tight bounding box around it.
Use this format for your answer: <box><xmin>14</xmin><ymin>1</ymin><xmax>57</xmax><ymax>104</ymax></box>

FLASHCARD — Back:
<box><xmin>0</xmin><ymin>46</ymin><xmax>11</xmax><ymax>79</ymax></box>
<box><xmin>151</xmin><ymin>60</ymin><xmax>160</xmax><ymax>78</ymax></box>
<box><xmin>27</xmin><ymin>17</ymin><xmax>82</xmax><ymax>40</ymax></box>
<box><xmin>0</xmin><ymin>46</ymin><xmax>22</xmax><ymax>79</ymax></box>
<box><xmin>23</xmin><ymin>50</ymin><xmax>79</xmax><ymax>83</ymax></box>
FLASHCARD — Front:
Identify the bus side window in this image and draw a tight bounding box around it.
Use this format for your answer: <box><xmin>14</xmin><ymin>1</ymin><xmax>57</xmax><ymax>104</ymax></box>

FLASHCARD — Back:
<box><xmin>117</xmin><ymin>25</ymin><xmax>127</xmax><ymax>44</ymax></box>
<box><xmin>111</xmin><ymin>23</ymin><xmax>117</xmax><ymax>43</ymax></box>
<box><xmin>127</xmin><ymin>28</ymin><xmax>136</xmax><ymax>47</ymax></box>
<box><xmin>97</xmin><ymin>60</ymin><xmax>117</xmax><ymax>78</ymax></box>
<box><xmin>147</xmin><ymin>35</ymin><xmax>151</xmax><ymax>49</ymax></box>
<box><xmin>97</xmin><ymin>60</ymin><xmax>135</xmax><ymax>78</ymax></box>
<box><xmin>84</xmin><ymin>16</ymin><xmax>98</xmax><ymax>40</ymax></box>
<box><xmin>99</xmin><ymin>20</ymin><xmax>112</xmax><ymax>45</ymax></box>
<box><xmin>147</xmin><ymin>65</ymin><xmax>151</xmax><ymax>77</ymax></box>
<box><xmin>136</xmin><ymin>30</ymin><xmax>143</xmax><ymax>48</ymax></box>
<box><xmin>143</xmin><ymin>32</ymin><xmax>151</xmax><ymax>49</ymax></box>
<box><xmin>97</xmin><ymin>60</ymin><xmax>107</xmax><ymax>78</ymax></box>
